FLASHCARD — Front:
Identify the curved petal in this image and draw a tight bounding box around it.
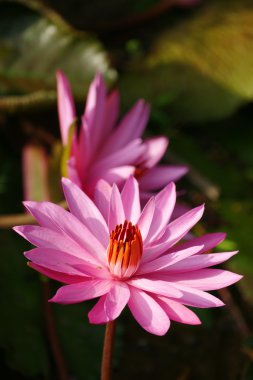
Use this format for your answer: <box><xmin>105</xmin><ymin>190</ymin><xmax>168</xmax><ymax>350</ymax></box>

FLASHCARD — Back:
<box><xmin>156</xmin><ymin>296</ymin><xmax>201</xmax><ymax>325</ymax></box>
<box><xmin>23</xmin><ymin>201</ymin><xmax>107</xmax><ymax>265</ymax></box>
<box><xmin>101</xmin><ymin>100</ymin><xmax>150</xmax><ymax>155</ymax></box>
<box><xmin>162</xmin><ymin>269</ymin><xmax>242</xmax><ymax>291</ymax></box>
<box><xmin>137</xmin><ymin>197</ymin><xmax>155</xmax><ymax>242</ymax></box>
<box><xmin>62</xmin><ymin>178</ymin><xmax>108</xmax><ymax>247</ymax></box>
<box><xmin>102</xmin><ymin>89</ymin><xmax>120</xmax><ymax>138</ymax></box>
<box><xmin>94</xmin><ymin>180</ymin><xmax>112</xmax><ymax>221</ymax></box>
<box><xmin>88</xmin><ymin>282</ymin><xmax>130</xmax><ymax>323</ymax></box>
<box><xmin>167</xmin><ymin>232</ymin><xmax>227</xmax><ymax>255</ymax></box>
<box><xmin>161</xmin><ymin>204</ymin><xmax>205</xmax><ymax>246</ymax></box>
<box><xmin>145</xmin><ymin>182</ymin><xmax>176</xmax><ymax>244</ymax></box>
<box><xmin>127</xmin><ymin>277</ymin><xmax>182</xmax><ymax>299</ymax></box>
<box><xmin>137</xmin><ymin>245</ymin><xmax>204</xmax><ymax>275</ymax></box>
<box><xmin>121</xmin><ymin>176</ymin><xmax>141</xmax><ymax>224</ymax></box>
<box><xmin>76</xmin><ymin>118</ymin><xmax>91</xmax><ymax>181</ymax></box>
<box><xmin>139</xmin><ymin>165</ymin><xmax>188</xmax><ymax>191</ymax></box>
<box><xmin>70</xmin><ymin>264</ymin><xmax>111</xmax><ymax>280</ymax></box>
<box><xmin>29</xmin><ymin>262</ymin><xmax>88</xmax><ymax>284</ymax></box>
<box><xmin>140</xmin><ymin>136</ymin><xmax>168</xmax><ymax>168</ymax></box>
<box><xmin>101</xmin><ymin>166</ymin><xmax>135</xmax><ymax>189</ymax></box>
<box><xmin>56</xmin><ymin>70</ymin><xmax>76</xmax><ymax>145</ymax></box>
<box><xmin>14</xmin><ymin>225</ymin><xmax>87</xmax><ymax>260</ymax></box>
<box><xmin>90</xmin><ymin>90</ymin><xmax>120</xmax><ymax>159</ymax></box>
<box><xmin>142</xmin><ymin>205</ymin><xmax>205</xmax><ymax>262</ymax></box>
<box><xmin>83</xmin><ymin>73</ymin><xmax>106</xmax><ymax>152</ymax></box>
<box><xmin>24</xmin><ymin>248</ymin><xmax>108</xmax><ymax>278</ymax></box>
<box><xmin>108</xmin><ymin>184</ymin><xmax>125</xmax><ymax>232</ymax></box>
<box><xmin>77</xmin><ymin>74</ymin><xmax>107</xmax><ymax>179</ymax></box>
<box><xmin>128</xmin><ymin>287</ymin><xmax>170</xmax><ymax>336</ymax></box>
<box><xmin>88</xmin><ymin>295</ymin><xmax>110</xmax><ymax>323</ymax></box>
<box><xmin>168</xmin><ymin>284</ymin><xmax>224</xmax><ymax>308</ymax></box>
<box><xmin>163</xmin><ymin>251</ymin><xmax>238</xmax><ymax>273</ymax></box>
<box><xmin>92</xmin><ymin>139</ymin><xmax>145</xmax><ymax>176</ymax></box>
<box><xmin>50</xmin><ymin>279</ymin><xmax>112</xmax><ymax>304</ymax></box>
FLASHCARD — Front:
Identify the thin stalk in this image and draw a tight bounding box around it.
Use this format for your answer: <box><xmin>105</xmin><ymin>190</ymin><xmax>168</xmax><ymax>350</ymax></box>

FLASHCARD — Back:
<box><xmin>101</xmin><ymin>320</ymin><xmax>117</xmax><ymax>380</ymax></box>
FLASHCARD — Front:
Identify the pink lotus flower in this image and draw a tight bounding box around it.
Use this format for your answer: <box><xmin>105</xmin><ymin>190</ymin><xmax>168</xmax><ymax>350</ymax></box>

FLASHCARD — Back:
<box><xmin>14</xmin><ymin>177</ymin><xmax>241</xmax><ymax>336</ymax></box>
<box><xmin>57</xmin><ymin>71</ymin><xmax>187</xmax><ymax>198</ymax></box>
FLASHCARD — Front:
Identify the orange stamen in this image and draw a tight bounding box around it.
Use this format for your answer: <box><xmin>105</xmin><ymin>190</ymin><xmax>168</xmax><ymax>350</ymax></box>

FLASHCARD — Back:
<box><xmin>107</xmin><ymin>220</ymin><xmax>143</xmax><ymax>279</ymax></box>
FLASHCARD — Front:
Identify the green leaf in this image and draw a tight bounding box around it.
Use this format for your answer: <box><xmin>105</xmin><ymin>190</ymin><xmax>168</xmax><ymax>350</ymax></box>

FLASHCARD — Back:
<box><xmin>120</xmin><ymin>0</ymin><xmax>253</xmax><ymax>123</ymax></box>
<box><xmin>0</xmin><ymin>0</ymin><xmax>117</xmax><ymax>110</ymax></box>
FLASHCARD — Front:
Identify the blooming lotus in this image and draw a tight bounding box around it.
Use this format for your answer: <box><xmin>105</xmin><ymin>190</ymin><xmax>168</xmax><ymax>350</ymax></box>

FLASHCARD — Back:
<box><xmin>14</xmin><ymin>177</ymin><xmax>241</xmax><ymax>335</ymax></box>
<box><xmin>57</xmin><ymin>71</ymin><xmax>187</xmax><ymax>198</ymax></box>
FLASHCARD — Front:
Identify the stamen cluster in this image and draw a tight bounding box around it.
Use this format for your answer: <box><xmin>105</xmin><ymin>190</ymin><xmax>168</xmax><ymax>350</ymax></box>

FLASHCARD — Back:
<box><xmin>107</xmin><ymin>220</ymin><xmax>143</xmax><ymax>279</ymax></box>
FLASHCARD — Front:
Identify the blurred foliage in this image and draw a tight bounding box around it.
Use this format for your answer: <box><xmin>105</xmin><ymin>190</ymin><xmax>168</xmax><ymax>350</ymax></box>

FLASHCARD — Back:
<box><xmin>244</xmin><ymin>336</ymin><xmax>253</xmax><ymax>379</ymax></box>
<box><xmin>55</xmin><ymin>302</ymin><xmax>104</xmax><ymax>380</ymax></box>
<box><xmin>0</xmin><ymin>231</ymin><xmax>50</xmax><ymax>378</ymax></box>
<box><xmin>47</xmin><ymin>0</ymin><xmax>159</xmax><ymax>29</ymax></box>
<box><xmin>0</xmin><ymin>0</ymin><xmax>116</xmax><ymax>111</ymax></box>
<box><xmin>120</xmin><ymin>0</ymin><xmax>253</xmax><ymax>123</ymax></box>
<box><xmin>0</xmin><ymin>0</ymin><xmax>253</xmax><ymax>378</ymax></box>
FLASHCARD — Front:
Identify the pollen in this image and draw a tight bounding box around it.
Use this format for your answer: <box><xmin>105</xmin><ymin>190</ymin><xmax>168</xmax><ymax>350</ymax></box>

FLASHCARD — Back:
<box><xmin>107</xmin><ymin>220</ymin><xmax>143</xmax><ymax>279</ymax></box>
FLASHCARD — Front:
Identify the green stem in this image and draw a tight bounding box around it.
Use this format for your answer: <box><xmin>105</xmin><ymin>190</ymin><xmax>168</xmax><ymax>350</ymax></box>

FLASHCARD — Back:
<box><xmin>101</xmin><ymin>320</ymin><xmax>117</xmax><ymax>380</ymax></box>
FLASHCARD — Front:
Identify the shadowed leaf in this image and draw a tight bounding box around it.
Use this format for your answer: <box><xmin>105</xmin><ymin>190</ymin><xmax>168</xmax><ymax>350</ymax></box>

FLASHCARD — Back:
<box><xmin>120</xmin><ymin>0</ymin><xmax>253</xmax><ymax>123</ymax></box>
<box><xmin>0</xmin><ymin>0</ymin><xmax>117</xmax><ymax>110</ymax></box>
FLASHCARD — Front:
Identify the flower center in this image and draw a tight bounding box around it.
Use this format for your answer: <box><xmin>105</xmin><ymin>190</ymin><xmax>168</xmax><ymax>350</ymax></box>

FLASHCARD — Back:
<box><xmin>107</xmin><ymin>220</ymin><xmax>143</xmax><ymax>279</ymax></box>
<box><xmin>134</xmin><ymin>167</ymin><xmax>147</xmax><ymax>179</ymax></box>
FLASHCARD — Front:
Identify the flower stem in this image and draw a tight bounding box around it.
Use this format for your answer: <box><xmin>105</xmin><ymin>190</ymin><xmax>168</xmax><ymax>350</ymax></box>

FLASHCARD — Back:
<box><xmin>101</xmin><ymin>320</ymin><xmax>117</xmax><ymax>380</ymax></box>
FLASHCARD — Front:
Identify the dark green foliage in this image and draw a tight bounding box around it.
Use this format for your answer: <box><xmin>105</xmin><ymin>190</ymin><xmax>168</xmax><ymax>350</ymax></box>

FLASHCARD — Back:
<box><xmin>0</xmin><ymin>0</ymin><xmax>252</xmax><ymax>378</ymax></box>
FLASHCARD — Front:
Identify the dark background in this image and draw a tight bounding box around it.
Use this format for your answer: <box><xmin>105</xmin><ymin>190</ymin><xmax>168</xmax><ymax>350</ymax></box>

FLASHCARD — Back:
<box><xmin>0</xmin><ymin>0</ymin><xmax>253</xmax><ymax>379</ymax></box>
